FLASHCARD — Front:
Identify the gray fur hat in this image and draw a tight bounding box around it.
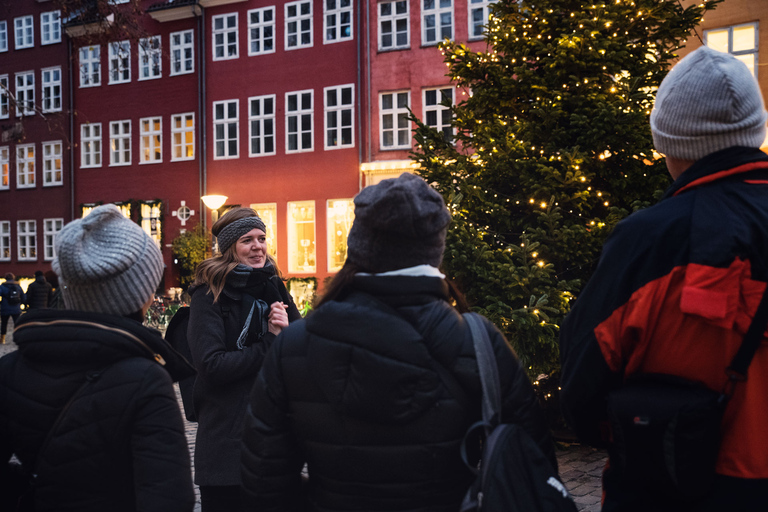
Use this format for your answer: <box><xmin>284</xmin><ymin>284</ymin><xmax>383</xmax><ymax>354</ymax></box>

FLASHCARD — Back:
<box><xmin>347</xmin><ymin>172</ymin><xmax>451</xmax><ymax>272</ymax></box>
<box><xmin>53</xmin><ymin>204</ymin><xmax>164</xmax><ymax>317</ymax></box>
<box><xmin>651</xmin><ymin>46</ymin><xmax>767</xmax><ymax>161</ymax></box>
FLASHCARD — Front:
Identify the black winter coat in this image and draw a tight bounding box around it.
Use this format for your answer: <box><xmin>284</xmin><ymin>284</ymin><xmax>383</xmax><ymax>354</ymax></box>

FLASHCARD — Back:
<box><xmin>0</xmin><ymin>308</ymin><xmax>196</xmax><ymax>512</ymax></box>
<box><xmin>241</xmin><ymin>275</ymin><xmax>555</xmax><ymax>512</ymax></box>
<box><xmin>188</xmin><ymin>270</ymin><xmax>301</xmax><ymax>486</ymax></box>
<box><xmin>25</xmin><ymin>275</ymin><xmax>53</xmax><ymax>309</ymax></box>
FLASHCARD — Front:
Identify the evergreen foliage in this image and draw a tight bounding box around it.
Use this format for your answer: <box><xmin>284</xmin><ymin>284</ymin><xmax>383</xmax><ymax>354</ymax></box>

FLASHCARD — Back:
<box><xmin>172</xmin><ymin>224</ymin><xmax>210</xmax><ymax>288</ymax></box>
<box><xmin>413</xmin><ymin>0</ymin><xmax>722</xmax><ymax>378</ymax></box>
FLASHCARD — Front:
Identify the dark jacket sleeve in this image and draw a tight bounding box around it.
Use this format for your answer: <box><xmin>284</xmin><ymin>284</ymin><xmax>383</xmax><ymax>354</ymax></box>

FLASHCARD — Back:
<box><xmin>130</xmin><ymin>363</ymin><xmax>195</xmax><ymax>512</ymax></box>
<box><xmin>241</xmin><ymin>327</ymin><xmax>306</xmax><ymax>512</ymax></box>
<box><xmin>188</xmin><ymin>287</ymin><xmax>274</xmax><ymax>387</ymax></box>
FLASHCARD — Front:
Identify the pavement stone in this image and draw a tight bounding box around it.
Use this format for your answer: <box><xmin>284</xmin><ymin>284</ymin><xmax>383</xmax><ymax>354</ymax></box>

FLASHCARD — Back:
<box><xmin>1</xmin><ymin>326</ymin><xmax>607</xmax><ymax>512</ymax></box>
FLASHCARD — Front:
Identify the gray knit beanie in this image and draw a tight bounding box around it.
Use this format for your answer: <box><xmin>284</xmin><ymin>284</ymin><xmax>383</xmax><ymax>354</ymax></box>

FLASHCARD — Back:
<box><xmin>651</xmin><ymin>46</ymin><xmax>767</xmax><ymax>161</ymax></box>
<box><xmin>216</xmin><ymin>216</ymin><xmax>266</xmax><ymax>254</ymax></box>
<box><xmin>53</xmin><ymin>204</ymin><xmax>164</xmax><ymax>316</ymax></box>
<box><xmin>347</xmin><ymin>172</ymin><xmax>451</xmax><ymax>273</ymax></box>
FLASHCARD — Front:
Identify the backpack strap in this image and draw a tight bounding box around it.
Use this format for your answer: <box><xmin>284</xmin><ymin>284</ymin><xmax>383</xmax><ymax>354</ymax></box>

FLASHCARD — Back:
<box><xmin>463</xmin><ymin>312</ymin><xmax>502</xmax><ymax>428</ymax></box>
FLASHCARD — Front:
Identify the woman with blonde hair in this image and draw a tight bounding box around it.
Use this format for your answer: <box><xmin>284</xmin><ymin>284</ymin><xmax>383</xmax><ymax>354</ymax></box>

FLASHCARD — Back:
<box><xmin>188</xmin><ymin>207</ymin><xmax>300</xmax><ymax>512</ymax></box>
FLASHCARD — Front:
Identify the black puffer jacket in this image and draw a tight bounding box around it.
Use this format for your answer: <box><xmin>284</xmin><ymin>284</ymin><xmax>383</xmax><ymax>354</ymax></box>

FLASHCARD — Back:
<box><xmin>25</xmin><ymin>275</ymin><xmax>53</xmax><ymax>309</ymax></box>
<box><xmin>0</xmin><ymin>309</ymin><xmax>196</xmax><ymax>512</ymax></box>
<box><xmin>241</xmin><ymin>275</ymin><xmax>554</xmax><ymax>512</ymax></box>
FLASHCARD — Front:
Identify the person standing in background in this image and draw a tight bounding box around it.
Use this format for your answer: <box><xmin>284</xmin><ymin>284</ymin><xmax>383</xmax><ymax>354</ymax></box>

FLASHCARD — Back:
<box><xmin>0</xmin><ymin>273</ymin><xmax>25</xmax><ymax>344</ymax></box>
<box><xmin>26</xmin><ymin>270</ymin><xmax>53</xmax><ymax>310</ymax></box>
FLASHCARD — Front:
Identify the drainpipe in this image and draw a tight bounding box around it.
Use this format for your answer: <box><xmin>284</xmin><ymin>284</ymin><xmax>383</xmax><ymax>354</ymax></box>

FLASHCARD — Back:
<box><xmin>198</xmin><ymin>5</ymin><xmax>207</xmax><ymax>229</ymax></box>
<box><xmin>356</xmin><ymin>0</ymin><xmax>362</xmax><ymax>191</ymax></box>
<box><xmin>364</xmin><ymin>0</ymin><xmax>372</xmax><ymax>191</ymax></box>
<box><xmin>68</xmin><ymin>38</ymin><xmax>75</xmax><ymax>221</ymax></box>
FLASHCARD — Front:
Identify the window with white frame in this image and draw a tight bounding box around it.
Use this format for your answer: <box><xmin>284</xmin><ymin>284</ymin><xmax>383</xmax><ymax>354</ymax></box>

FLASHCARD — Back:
<box><xmin>324</xmin><ymin>0</ymin><xmax>352</xmax><ymax>44</ymax></box>
<box><xmin>109</xmin><ymin>40</ymin><xmax>131</xmax><ymax>84</ymax></box>
<box><xmin>288</xmin><ymin>200</ymin><xmax>316</xmax><ymax>273</ymax></box>
<box><xmin>17</xmin><ymin>220</ymin><xmax>36</xmax><ymax>261</ymax></box>
<box><xmin>171</xmin><ymin>113</ymin><xmax>195</xmax><ymax>161</ymax></box>
<box><xmin>379</xmin><ymin>1</ymin><xmax>409</xmax><ymax>50</ymax></box>
<box><xmin>248</xmin><ymin>7</ymin><xmax>275</xmax><ymax>55</ymax></box>
<box><xmin>81</xmin><ymin>123</ymin><xmax>102</xmax><ymax>168</ymax></box>
<box><xmin>42</xmin><ymin>141</ymin><xmax>62</xmax><ymax>186</ymax></box>
<box><xmin>0</xmin><ymin>221</ymin><xmax>9</xmax><ymax>261</ymax></box>
<box><xmin>325</xmin><ymin>84</ymin><xmax>354</xmax><ymax>149</ymax></box>
<box><xmin>705</xmin><ymin>23</ymin><xmax>759</xmax><ymax>77</ymax></box>
<box><xmin>286</xmin><ymin>1</ymin><xmax>313</xmax><ymax>50</ymax></box>
<box><xmin>41</xmin><ymin>11</ymin><xmax>61</xmax><ymax>45</ymax></box>
<box><xmin>380</xmin><ymin>91</ymin><xmax>411</xmax><ymax>149</ymax></box>
<box><xmin>170</xmin><ymin>30</ymin><xmax>194</xmax><ymax>75</ymax></box>
<box><xmin>249</xmin><ymin>95</ymin><xmax>276</xmax><ymax>156</ymax></box>
<box><xmin>250</xmin><ymin>202</ymin><xmax>278</xmax><ymax>259</ymax></box>
<box><xmin>139</xmin><ymin>36</ymin><xmax>161</xmax><ymax>80</ymax></box>
<box><xmin>42</xmin><ymin>67</ymin><xmax>62</xmax><ymax>113</ymax></box>
<box><xmin>469</xmin><ymin>0</ymin><xmax>494</xmax><ymax>39</ymax></box>
<box><xmin>110</xmin><ymin>120</ymin><xmax>131</xmax><ymax>166</ymax></box>
<box><xmin>424</xmin><ymin>87</ymin><xmax>454</xmax><ymax>142</ymax></box>
<box><xmin>286</xmin><ymin>90</ymin><xmax>313</xmax><ymax>153</ymax></box>
<box><xmin>14</xmin><ymin>16</ymin><xmax>33</xmax><ymax>49</ymax></box>
<box><xmin>214</xmin><ymin>100</ymin><xmax>239</xmax><ymax>159</ymax></box>
<box><xmin>0</xmin><ymin>21</ymin><xmax>8</xmax><ymax>52</ymax></box>
<box><xmin>422</xmin><ymin>0</ymin><xmax>453</xmax><ymax>45</ymax></box>
<box><xmin>0</xmin><ymin>75</ymin><xmax>8</xmax><ymax>119</ymax></box>
<box><xmin>0</xmin><ymin>146</ymin><xmax>8</xmax><ymax>190</ymax></box>
<box><xmin>15</xmin><ymin>71</ymin><xmax>34</xmax><ymax>116</ymax></box>
<box><xmin>213</xmin><ymin>13</ymin><xmax>239</xmax><ymax>60</ymax></box>
<box><xmin>79</xmin><ymin>46</ymin><xmax>101</xmax><ymax>87</ymax></box>
<box><xmin>43</xmin><ymin>218</ymin><xmax>63</xmax><ymax>261</ymax></box>
<box><xmin>140</xmin><ymin>201</ymin><xmax>163</xmax><ymax>249</ymax></box>
<box><xmin>140</xmin><ymin>117</ymin><xmax>162</xmax><ymax>163</ymax></box>
<box><xmin>16</xmin><ymin>144</ymin><xmax>35</xmax><ymax>188</ymax></box>
<box><xmin>327</xmin><ymin>198</ymin><xmax>354</xmax><ymax>272</ymax></box>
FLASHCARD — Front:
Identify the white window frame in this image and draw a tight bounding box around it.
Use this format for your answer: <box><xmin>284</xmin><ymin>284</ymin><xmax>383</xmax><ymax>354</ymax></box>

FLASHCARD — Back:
<box><xmin>14</xmin><ymin>16</ymin><xmax>33</xmax><ymax>50</ymax></box>
<box><xmin>285</xmin><ymin>1</ymin><xmax>313</xmax><ymax>50</ymax></box>
<box><xmin>468</xmin><ymin>0</ymin><xmax>494</xmax><ymax>39</ymax></box>
<box><xmin>212</xmin><ymin>13</ymin><xmax>239</xmax><ymax>61</ymax></box>
<box><xmin>140</xmin><ymin>117</ymin><xmax>162</xmax><ymax>164</ymax></box>
<box><xmin>704</xmin><ymin>22</ymin><xmax>759</xmax><ymax>78</ymax></box>
<box><xmin>422</xmin><ymin>0</ymin><xmax>453</xmax><ymax>45</ymax></box>
<box><xmin>0</xmin><ymin>75</ymin><xmax>8</xmax><ymax>119</ymax></box>
<box><xmin>108</xmin><ymin>40</ymin><xmax>131</xmax><ymax>84</ymax></box>
<box><xmin>379</xmin><ymin>0</ymin><xmax>409</xmax><ymax>51</ymax></box>
<box><xmin>17</xmin><ymin>220</ymin><xmax>37</xmax><ymax>261</ymax></box>
<box><xmin>423</xmin><ymin>86</ymin><xmax>454</xmax><ymax>143</ymax></box>
<box><xmin>0</xmin><ymin>146</ymin><xmax>8</xmax><ymax>190</ymax></box>
<box><xmin>81</xmin><ymin>123</ymin><xmax>102</xmax><ymax>168</ymax></box>
<box><xmin>0</xmin><ymin>21</ymin><xmax>7</xmax><ymax>52</ymax></box>
<box><xmin>79</xmin><ymin>46</ymin><xmax>101</xmax><ymax>87</ymax></box>
<box><xmin>110</xmin><ymin>120</ymin><xmax>131</xmax><ymax>166</ymax></box>
<box><xmin>139</xmin><ymin>35</ymin><xmax>162</xmax><ymax>80</ymax></box>
<box><xmin>43</xmin><ymin>218</ymin><xmax>63</xmax><ymax>261</ymax></box>
<box><xmin>213</xmin><ymin>100</ymin><xmax>239</xmax><ymax>159</ymax></box>
<box><xmin>171</xmin><ymin>112</ymin><xmax>195</xmax><ymax>161</ymax></box>
<box><xmin>324</xmin><ymin>84</ymin><xmax>354</xmax><ymax>150</ymax></box>
<box><xmin>249</xmin><ymin>94</ymin><xmax>276</xmax><ymax>157</ymax></box>
<box><xmin>42</xmin><ymin>67</ymin><xmax>62</xmax><ymax>113</ymax></box>
<box><xmin>15</xmin><ymin>71</ymin><xmax>34</xmax><ymax>117</ymax></box>
<box><xmin>42</xmin><ymin>141</ymin><xmax>63</xmax><ymax>186</ymax></box>
<box><xmin>324</xmin><ymin>0</ymin><xmax>353</xmax><ymax>44</ymax></box>
<box><xmin>170</xmin><ymin>30</ymin><xmax>194</xmax><ymax>75</ymax></box>
<box><xmin>41</xmin><ymin>10</ymin><xmax>61</xmax><ymax>45</ymax></box>
<box><xmin>286</xmin><ymin>89</ymin><xmax>314</xmax><ymax>153</ymax></box>
<box><xmin>380</xmin><ymin>90</ymin><xmax>411</xmax><ymax>149</ymax></box>
<box><xmin>0</xmin><ymin>221</ymin><xmax>9</xmax><ymax>262</ymax></box>
<box><xmin>16</xmin><ymin>144</ymin><xmax>35</xmax><ymax>189</ymax></box>
<box><xmin>248</xmin><ymin>7</ymin><xmax>276</xmax><ymax>56</ymax></box>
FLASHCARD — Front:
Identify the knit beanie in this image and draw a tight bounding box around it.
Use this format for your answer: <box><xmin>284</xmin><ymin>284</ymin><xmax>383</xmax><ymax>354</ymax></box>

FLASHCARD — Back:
<box><xmin>347</xmin><ymin>172</ymin><xmax>451</xmax><ymax>273</ymax></box>
<box><xmin>216</xmin><ymin>216</ymin><xmax>267</xmax><ymax>254</ymax></box>
<box><xmin>651</xmin><ymin>46</ymin><xmax>767</xmax><ymax>161</ymax></box>
<box><xmin>52</xmin><ymin>204</ymin><xmax>164</xmax><ymax>317</ymax></box>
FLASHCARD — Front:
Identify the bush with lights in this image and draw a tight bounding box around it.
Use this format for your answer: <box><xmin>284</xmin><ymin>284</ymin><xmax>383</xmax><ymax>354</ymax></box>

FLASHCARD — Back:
<box><xmin>413</xmin><ymin>0</ymin><xmax>721</xmax><ymax>398</ymax></box>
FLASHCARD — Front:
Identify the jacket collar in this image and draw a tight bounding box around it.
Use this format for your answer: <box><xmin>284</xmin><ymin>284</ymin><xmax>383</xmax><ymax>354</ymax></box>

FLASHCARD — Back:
<box><xmin>663</xmin><ymin>146</ymin><xmax>768</xmax><ymax>199</ymax></box>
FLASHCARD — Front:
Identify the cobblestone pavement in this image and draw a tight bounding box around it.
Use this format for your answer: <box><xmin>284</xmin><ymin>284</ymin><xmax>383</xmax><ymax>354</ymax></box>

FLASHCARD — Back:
<box><xmin>1</xmin><ymin>327</ymin><xmax>606</xmax><ymax>512</ymax></box>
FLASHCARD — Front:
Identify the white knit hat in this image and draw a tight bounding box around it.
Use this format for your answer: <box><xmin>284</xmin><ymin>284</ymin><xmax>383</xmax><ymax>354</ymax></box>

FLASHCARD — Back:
<box><xmin>53</xmin><ymin>204</ymin><xmax>164</xmax><ymax>316</ymax></box>
<box><xmin>650</xmin><ymin>46</ymin><xmax>767</xmax><ymax>161</ymax></box>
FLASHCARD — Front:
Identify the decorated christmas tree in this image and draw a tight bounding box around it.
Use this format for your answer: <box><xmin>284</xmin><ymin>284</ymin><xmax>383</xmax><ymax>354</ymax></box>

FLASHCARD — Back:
<box><xmin>413</xmin><ymin>0</ymin><xmax>721</xmax><ymax>379</ymax></box>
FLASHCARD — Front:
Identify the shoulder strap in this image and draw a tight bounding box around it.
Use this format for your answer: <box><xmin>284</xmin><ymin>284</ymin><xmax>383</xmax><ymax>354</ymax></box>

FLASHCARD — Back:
<box><xmin>463</xmin><ymin>312</ymin><xmax>501</xmax><ymax>429</ymax></box>
<box><xmin>727</xmin><ymin>283</ymin><xmax>768</xmax><ymax>381</ymax></box>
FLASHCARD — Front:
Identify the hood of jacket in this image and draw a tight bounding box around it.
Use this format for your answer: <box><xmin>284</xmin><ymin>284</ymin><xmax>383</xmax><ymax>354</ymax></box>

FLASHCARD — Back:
<box><xmin>302</xmin><ymin>275</ymin><xmax>452</xmax><ymax>425</ymax></box>
<box><xmin>13</xmin><ymin>308</ymin><xmax>195</xmax><ymax>382</ymax></box>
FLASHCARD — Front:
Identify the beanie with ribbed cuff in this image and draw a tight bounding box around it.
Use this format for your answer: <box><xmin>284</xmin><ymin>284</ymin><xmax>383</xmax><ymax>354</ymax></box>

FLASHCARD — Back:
<box><xmin>347</xmin><ymin>172</ymin><xmax>451</xmax><ymax>273</ymax></box>
<box><xmin>216</xmin><ymin>216</ymin><xmax>267</xmax><ymax>254</ymax></box>
<box><xmin>651</xmin><ymin>46</ymin><xmax>767</xmax><ymax>161</ymax></box>
<box><xmin>52</xmin><ymin>204</ymin><xmax>164</xmax><ymax>317</ymax></box>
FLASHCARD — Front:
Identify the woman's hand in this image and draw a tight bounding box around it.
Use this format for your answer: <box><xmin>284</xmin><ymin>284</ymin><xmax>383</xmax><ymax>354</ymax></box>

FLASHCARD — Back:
<box><xmin>267</xmin><ymin>301</ymin><xmax>290</xmax><ymax>335</ymax></box>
